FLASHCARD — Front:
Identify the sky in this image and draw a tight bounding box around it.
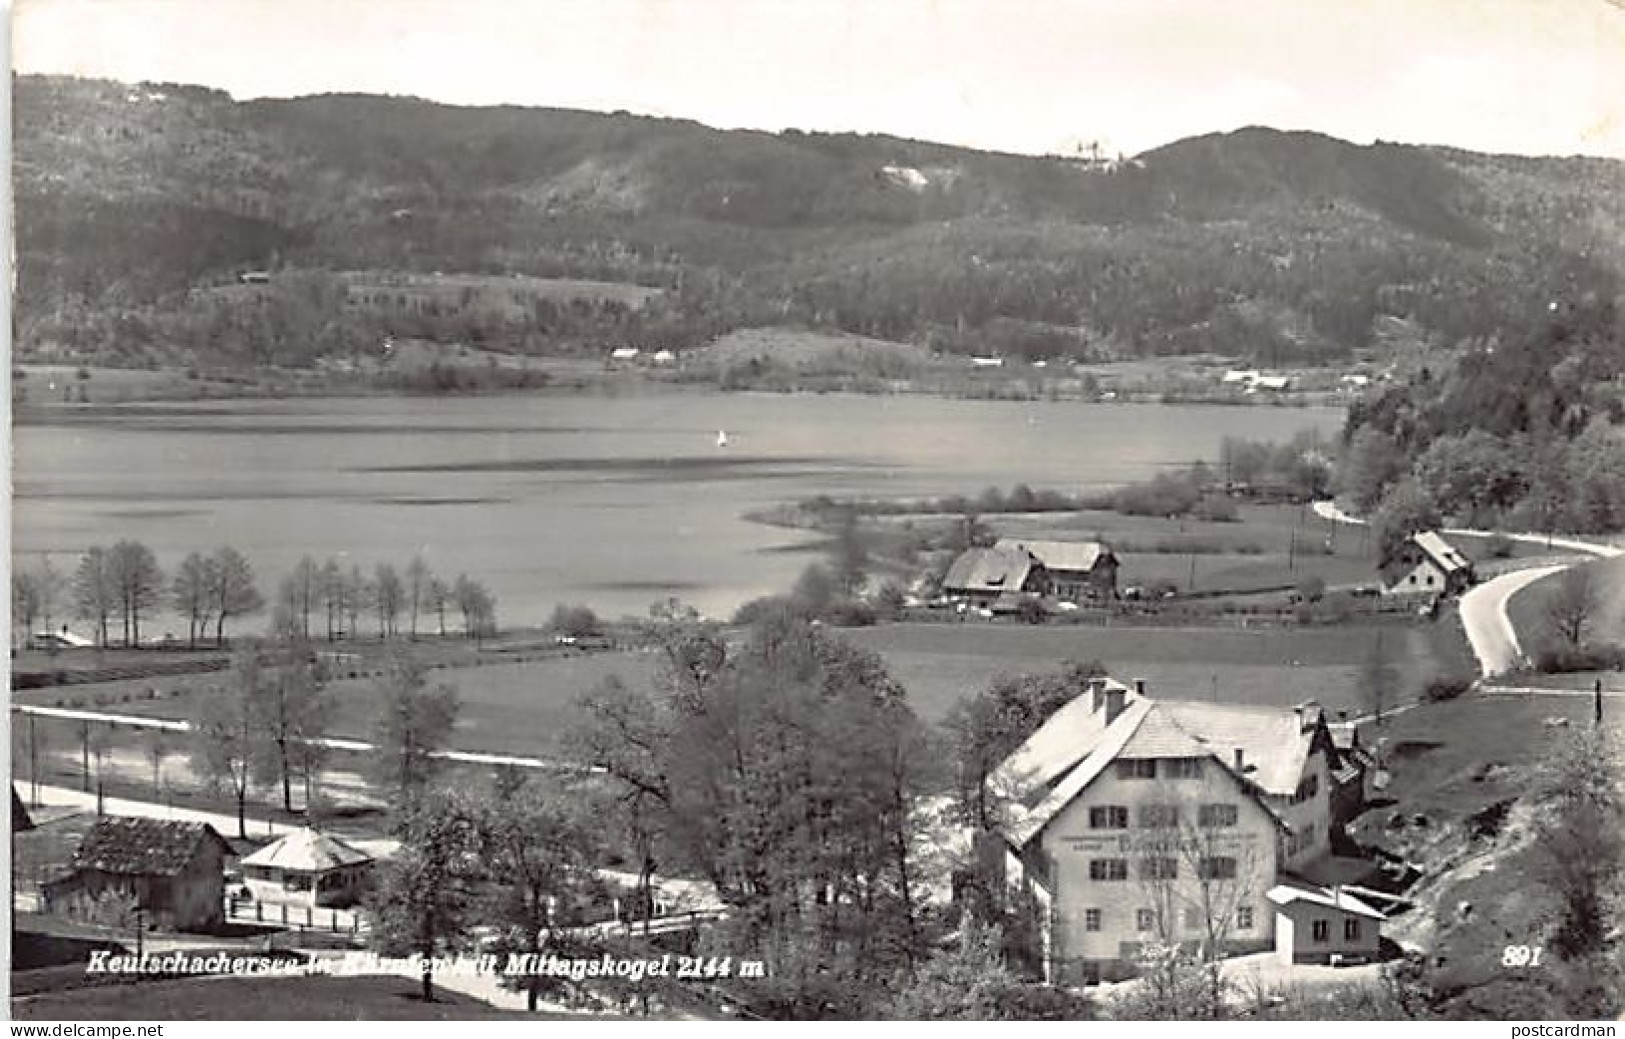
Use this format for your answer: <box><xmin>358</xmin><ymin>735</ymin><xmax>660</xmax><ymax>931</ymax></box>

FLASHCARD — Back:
<box><xmin>9</xmin><ymin>0</ymin><xmax>1625</xmax><ymax>159</ymax></box>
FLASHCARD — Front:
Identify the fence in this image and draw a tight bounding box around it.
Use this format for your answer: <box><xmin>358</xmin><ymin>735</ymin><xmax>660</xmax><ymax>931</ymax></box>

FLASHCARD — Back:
<box><xmin>225</xmin><ymin>896</ymin><xmax>365</xmax><ymax>936</ymax></box>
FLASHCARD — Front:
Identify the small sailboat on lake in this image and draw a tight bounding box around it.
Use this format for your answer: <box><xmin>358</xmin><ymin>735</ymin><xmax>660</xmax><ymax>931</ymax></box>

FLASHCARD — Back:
<box><xmin>716</xmin><ymin>429</ymin><xmax>729</xmax><ymax>448</ymax></box>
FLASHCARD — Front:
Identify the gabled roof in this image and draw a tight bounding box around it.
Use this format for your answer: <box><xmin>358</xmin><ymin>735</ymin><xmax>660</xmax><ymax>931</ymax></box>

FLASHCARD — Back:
<box><xmin>993</xmin><ymin>538</ymin><xmax>1113</xmax><ymax>574</ymax></box>
<box><xmin>1412</xmin><ymin>531</ymin><xmax>1472</xmax><ymax>573</ymax></box>
<box><xmin>993</xmin><ymin>683</ymin><xmax>1320</xmax><ymax>848</ymax></box>
<box><xmin>240</xmin><ymin>827</ymin><xmax>374</xmax><ymax>873</ymax></box>
<box><xmin>1154</xmin><ymin>701</ymin><xmax>1317</xmax><ymax>796</ymax></box>
<box><xmin>989</xmin><ymin>677</ymin><xmax>1135</xmax><ymax>808</ymax></box>
<box><xmin>1267</xmin><ymin>880</ymin><xmax>1387</xmax><ymax>920</ymax></box>
<box><xmin>943</xmin><ymin>545</ymin><xmax>1034</xmax><ymax>594</ymax></box>
<box><xmin>72</xmin><ymin>817</ymin><xmax>230</xmax><ymax>877</ymax></box>
<box><xmin>13</xmin><ymin>786</ymin><xmax>35</xmax><ymax>832</ymax></box>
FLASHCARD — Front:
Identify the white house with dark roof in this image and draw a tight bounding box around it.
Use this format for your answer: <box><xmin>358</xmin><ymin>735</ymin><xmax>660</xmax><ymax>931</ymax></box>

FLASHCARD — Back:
<box><xmin>1380</xmin><ymin>530</ymin><xmax>1476</xmax><ymax>598</ymax></box>
<box><xmin>989</xmin><ymin>677</ymin><xmax>1376</xmax><ymax>984</ymax></box>
<box><xmin>239</xmin><ymin>827</ymin><xmax>374</xmax><ymax>908</ymax></box>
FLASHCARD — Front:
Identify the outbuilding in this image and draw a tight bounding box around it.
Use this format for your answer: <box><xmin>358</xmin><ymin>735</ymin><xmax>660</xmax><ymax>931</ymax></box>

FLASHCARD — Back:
<box><xmin>239</xmin><ymin>827</ymin><xmax>374</xmax><ymax>908</ymax></box>
<box><xmin>1267</xmin><ymin>881</ymin><xmax>1385</xmax><ymax>964</ymax></box>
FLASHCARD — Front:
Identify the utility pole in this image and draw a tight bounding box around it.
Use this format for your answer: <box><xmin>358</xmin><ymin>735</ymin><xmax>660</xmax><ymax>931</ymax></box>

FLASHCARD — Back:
<box><xmin>1596</xmin><ymin>678</ymin><xmax>1604</xmax><ymax>728</ymax></box>
<box><xmin>29</xmin><ymin>713</ymin><xmax>40</xmax><ymax>806</ymax></box>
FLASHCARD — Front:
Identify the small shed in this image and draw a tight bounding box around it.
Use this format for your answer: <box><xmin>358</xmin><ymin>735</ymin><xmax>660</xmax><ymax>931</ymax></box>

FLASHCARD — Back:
<box><xmin>1267</xmin><ymin>881</ymin><xmax>1385</xmax><ymax>965</ymax></box>
<box><xmin>239</xmin><ymin>827</ymin><xmax>374</xmax><ymax>908</ymax></box>
<box><xmin>42</xmin><ymin>816</ymin><xmax>231</xmax><ymax>932</ymax></box>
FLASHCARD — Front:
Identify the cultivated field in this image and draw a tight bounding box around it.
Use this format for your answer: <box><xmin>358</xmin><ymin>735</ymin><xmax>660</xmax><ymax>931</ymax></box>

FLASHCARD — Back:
<box><xmin>842</xmin><ymin>620</ymin><xmax>1451</xmax><ymax>720</ymax></box>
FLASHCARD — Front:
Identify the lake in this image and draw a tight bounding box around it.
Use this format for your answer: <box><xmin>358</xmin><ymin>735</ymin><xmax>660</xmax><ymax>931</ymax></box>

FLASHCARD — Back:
<box><xmin>12</xmin><ymin>392</ymin><xmax>1344</xmax><ymax>628</ymax></box>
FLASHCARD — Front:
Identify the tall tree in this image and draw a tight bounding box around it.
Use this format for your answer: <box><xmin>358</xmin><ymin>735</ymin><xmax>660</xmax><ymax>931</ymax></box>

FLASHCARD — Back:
<box><xmin>319</xmin><ymin>558</ymin><xmax>344</xmax><ymax>641</ymax></box>
<box><xmin>477</xmin><ymin>783</ymin><xmax>605</xmax><ymax>1011</ymax></box>
<box><xmin>452</xmin><ymin>575</ymin><xmax>496</xmax><ymax>639</ymax></box>
<box><xmin>1371</xmin><ymin>477</ymin><xmax>1443</xmax><ymax>565</ymax></box>
<box><xmin>1360</xmin><ymin>631</ymin><xmax>1400</xmax><ymax>727</ymax></box>
<box><xmin>277</xmin><ymin>556</ymin><xmax>321</xmax><ymax>641</ymax></box>
<box><xmin>107</xmin><ymin>540</ymin><xmax>163</xmax><ymax>645</ymax></box>
<box><xmin>207</xmin><ymin>546</ymin><xmax>265</xmax><ymax>645</ymax></box>
<box><xmin>72</xmin><ymin>547</ymin><xmax>117</xmax><ymax>647</ymax></box>
<box><xmin>374</xmin><ymin>563</ymin><xmax>404</xmax><ymax>638</ymax></box>
<box><xmin>250</xmin><ymin>641</ymin><xmax>333</xmax><ymax>813</ymax></box>
<box><xmin>367</xmin><ymin>792</ymin><xmax>485</xmax><ymax>1002</ymax></box>
<box><xmin>191</xmin><ymin>648</ymin><xmax>265</xmax><ymax>838</ymax></box>
<box><xmin>345</xmin><ymin>564</ymin><xmax>370</xmax><ymax>640</ymax></box>
<box><xmin>171</xmin><ymin>551</ymin><xmax>215</xmax><ymax>648</ymax></box>
<box><xmin>365</xmin><ymin>655</ymin><xmax>461</xmax><ymax>807</ymax></box>
<box><xmin>12</xmin><ymin>569</ymin><xmax>43</xmax><ymax>646</ymax></box>
<box><xmin>1337</xmin><ymin>427</ymin><xmax>1405</xmax><ymax>514</ymax></box>
<box><xmin>1543</xmin><ymin>565</ymin><xmax>1599</xmax><ymax>651</ymax></box>
<box><xmin>405</xmin><ymin>556</ymin><xmax>433</xmax><ymax>639</ymax></box>
<box><xmin>427</xmin><ymin>577</ymin><xmax>451</xmax><ymax>637</ymax></box>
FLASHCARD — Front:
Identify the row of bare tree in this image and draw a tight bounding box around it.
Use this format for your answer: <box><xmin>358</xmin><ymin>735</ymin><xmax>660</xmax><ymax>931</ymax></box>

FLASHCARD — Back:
<box><xmin>271</xmin><ymin>555</ymin><xmax>497</xmax><ymax>642</ymax></box>
<box><xmin>11</xmin><ymin>543</ymin><xmax>263</xmax><ymax>648</ymax></box>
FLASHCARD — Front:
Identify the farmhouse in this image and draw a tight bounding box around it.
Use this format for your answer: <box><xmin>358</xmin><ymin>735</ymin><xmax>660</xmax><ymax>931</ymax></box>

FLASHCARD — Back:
<box><xmin>239</xmin><ymin>827</ymin><xmax>374</xmax><ymax>908</ymax></box>
<box><xmin>994</xmin><ymin>538</ymin><xmax>1119</xmax><ymax>602</ymax></box>
<box><xmin>990</xmin><ymin>677</ymin><xmax>1376</xmax><ymax>985</ymax></box>
<box><xmin>942</xmin><ymin>545</ymin><xmax>1043</xmax><ymax>608</ymax></box>
<box><xmin>41</xmin><ymin>817</ymin><xmax>232</xmax><ymax>932</ymax></box>
<box><xmin>1379</xmin><ymin>530</ymin><xmax>1475</xmax><ymax>598</ymax></box>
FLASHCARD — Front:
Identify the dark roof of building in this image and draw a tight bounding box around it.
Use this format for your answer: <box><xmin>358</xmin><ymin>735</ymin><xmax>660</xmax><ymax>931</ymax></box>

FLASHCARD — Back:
<box><xmin>943</xmin><ymin>545</ymin><xmax>1035</xmax><ymax>594</ymax></box>
<box><xmin>993</xmin><ymin>538</ymin><xmax>1114</xmax><ymax>574</ymax></box>
<box><xmin>72</xmin><ymin>817</ymin><xmax>231</xmax><ymax>877</ymax></box>
<box><xmin>13</xmin><ymin>786</ymin><xmax>35</xmax><ymax>832</ymax></box>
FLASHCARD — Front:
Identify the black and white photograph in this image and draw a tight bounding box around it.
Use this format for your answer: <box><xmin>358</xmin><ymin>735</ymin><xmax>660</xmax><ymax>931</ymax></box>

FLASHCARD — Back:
<box><xmin>5</xmin><ymin>0</ymin><xmax>1625</xmax><ymax>1024</ymax></box>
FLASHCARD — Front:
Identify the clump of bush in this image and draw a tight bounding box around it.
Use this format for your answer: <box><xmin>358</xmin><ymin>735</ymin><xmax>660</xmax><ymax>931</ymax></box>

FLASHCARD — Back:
<box><xmin>1483</xmin><ymin>534</ymin><xmax>1516</xmax><ymax>559</ymax></box>
<box><xmin>1424</xmin><ymin>671</ymin><xmax>1476</xmax><ymax>702</ymax></box>
<box><xmin>1533</xmin><ymin>641</ymin><xmax>1625</xmax><ymax>674</ymax></box>
<box><xmin>1114</xmin><ymin>472</ymin><xmax>1203</xmax><ymax>518</ymax></box>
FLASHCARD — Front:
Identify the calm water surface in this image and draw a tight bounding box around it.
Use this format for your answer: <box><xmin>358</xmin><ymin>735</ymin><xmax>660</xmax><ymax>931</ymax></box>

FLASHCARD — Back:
<box><xmin>13</xmin><ymin>393</ymin><xmax>1344</xmax><ymax>626</ymax></box>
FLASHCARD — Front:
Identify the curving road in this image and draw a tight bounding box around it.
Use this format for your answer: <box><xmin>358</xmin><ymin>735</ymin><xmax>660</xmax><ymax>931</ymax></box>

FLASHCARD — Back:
<box><xmin>1310</xmin><ymin>501</ymin><xmax>1621</xmax><ymax>677</ymax></box>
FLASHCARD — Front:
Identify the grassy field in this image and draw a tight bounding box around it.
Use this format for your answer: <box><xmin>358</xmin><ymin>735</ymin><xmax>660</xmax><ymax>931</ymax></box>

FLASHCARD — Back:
<box><xmin>63</xmin><ymin>652</ymin><xmax>661</xmax><ymax>758</ymax></box>
<box><xmin>842</xmin><ymin>620</ymin><xmax>1451</xmax><ymax>720</ymax></box>
<box><xmin>1505</xmin><ymin>554</ymin><xmax>1625</xmax><ymax>657</ymax></box>
<box><xmin>1353</xmin><ymin>693</ymin><xmax>1625</xmax><ymax>1018</ymax></box>
<box><xmin>943</xmin><ymin>502</ymin><xmax>1543</xmax><ymax>598</ymax></box>
<box><xmin>10</xmin><ymin>975</ymin><xmax>517</xmax><ymax>1020</ymax></box>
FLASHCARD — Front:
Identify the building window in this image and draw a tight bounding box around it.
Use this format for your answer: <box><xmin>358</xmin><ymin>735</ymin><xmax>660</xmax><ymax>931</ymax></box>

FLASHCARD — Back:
<box><xmin>1345</xmin><ymin>918</ymin><xmax>1361</xmax><ymax>941</ymax></box>
<box><xmin>1312</xmin><ymin>919</ymin><xmax>1330</xmax><ymax>943</ymax></box>
<box><xmin>1183</xmin><ymin>907</ymin><xmax>1203</xmax><ymax>931</ymax></box>
<box><xmin>1140</xmin><ymin>857</ymin><xmax>1178</xmax><ymax>881</ymax></box>
<box><xmin>1292</xmin><ymin>774</ymin><xmax>1320</xmax><ymax>804</ymax></box>
<box><xmin>1085</xmin><ymin>908</ymin><xmax>1102</xmax><ymax>933</ymax></box>
<box><xmin>1089</xmin><ymin>805</ymin><xmax>1129</xmax><ymax>829</ymax></box>
<box><xmin>1138</xmin><ymin>803</ymin><xmax>1179</xmax><ymax>828</ymax></box>
<box><xmin>1237</xmin><ymin>905</ymin><xmax>1254</xmax><ymax>931</ymax></box>
<box><xmin>1116</xmin><ymin>759</ymin><xmax>1157</xmax><ymax>780</ymax></box>
<box><xmin>1136</xmin><ymin>908</ymin><xmax>1156</xmax><ymax>932</ymax></box>
<box><xmin>1089</xmin><ymin>859</ymin><xmax>1129</xmax><ymax>882</ymax></box>
<box><xmin>1166</xmin><ymin>757</ymin><xmax>1203</xmax><ymax>779</ymax></box>
<box><xmin>1198</xmin><ymin>857</ymin><xmax>1238</xmax><ymax>881</ymax></box>
<box><xmin>1199</xmin><ymin>803</ymin><xmax>1239</xmax><ymax>828</ymax></box>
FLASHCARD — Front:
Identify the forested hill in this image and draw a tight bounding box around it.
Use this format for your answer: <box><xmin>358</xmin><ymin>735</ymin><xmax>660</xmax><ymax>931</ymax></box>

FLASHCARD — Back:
<box><xmin>14</xmin><ymin>74</ymin><xmax>1625</xmax><ymax>368</ymax></box>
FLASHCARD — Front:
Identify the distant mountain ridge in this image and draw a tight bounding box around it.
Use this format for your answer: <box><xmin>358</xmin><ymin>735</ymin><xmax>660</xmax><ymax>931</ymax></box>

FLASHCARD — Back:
<box><xmin>13</xmin><ymin>74</ymin><xmax>1625</xmax><ymax>369</ymax></box>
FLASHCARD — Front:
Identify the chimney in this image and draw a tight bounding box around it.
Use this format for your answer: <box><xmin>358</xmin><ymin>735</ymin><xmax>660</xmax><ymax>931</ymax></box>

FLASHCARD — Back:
<box><xmin>1104</xmin><ymin>686</ymin><xmax>1126</xmax><ymax>724</ymax></box>
<box><xmin>1134</xmin><ymin>678</ymin><xmax>1147</xmax><ymax>699</ymax></box>
<box><xmin>1233</xmin><ymin>747</ymin><xmax>1246</xmax><ymax>772</ymax></box>
<box><xmin>1090</xmin><ymin>679</ymin><xmax>1106</xmax><ymax>713</ymax></box>
<box><xmin>1295</xmin><ymin>700</ymin><xmax>1322</xmax><ymax>733</ymax></box>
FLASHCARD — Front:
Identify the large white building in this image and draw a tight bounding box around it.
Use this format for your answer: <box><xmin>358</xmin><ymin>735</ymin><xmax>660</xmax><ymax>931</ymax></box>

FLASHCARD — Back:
<box><xmin>990</xmin><ymin>677</ymin><xmax>1379</xmax><ymax>984</ymax></box>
